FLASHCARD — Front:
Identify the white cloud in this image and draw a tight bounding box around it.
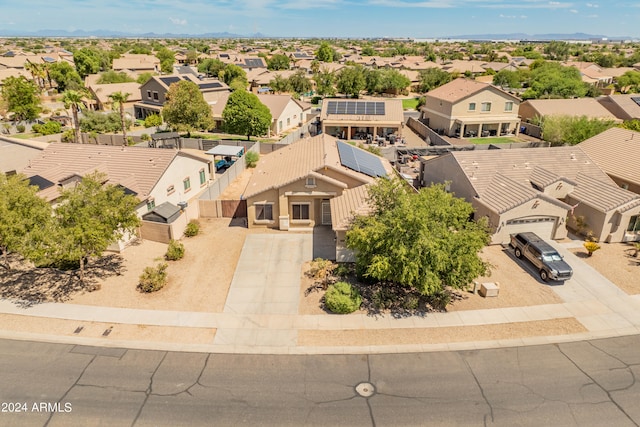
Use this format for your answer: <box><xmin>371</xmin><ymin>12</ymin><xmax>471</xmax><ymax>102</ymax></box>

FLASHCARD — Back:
<box><xmin>586</xmin><ymin>2</ymin><xmax>598</xmax><ymax>7</ymax></box>
<box><xmin>169</xmin><ymin>17</ymin><xmax>187</xmax><ymax>25</ymax></box>
<box><xmin>570</xmin><ymin>9</ymin><xmax>578</xmax><ymax>13</ymax></box>
<box><xmin>587</xmin><ymin>14</ymin><xmax>598</xmax><ymax>18</ymax></box>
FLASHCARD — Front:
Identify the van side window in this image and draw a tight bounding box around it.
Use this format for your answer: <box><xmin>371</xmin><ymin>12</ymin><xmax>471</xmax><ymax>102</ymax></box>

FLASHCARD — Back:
<box><xmin>527</xmin><ymin>246</ymin><xmax>540</xmax><ymax>258</ymax></box>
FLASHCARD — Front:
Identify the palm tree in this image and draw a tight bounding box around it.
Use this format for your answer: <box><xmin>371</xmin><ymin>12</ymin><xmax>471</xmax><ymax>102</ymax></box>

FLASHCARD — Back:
<box><xmin>62</xmin><ymin>90</ymin><xmax>85</xmax><ymax>144</ymax></box>
<box><xmin>108</xmin><ymin>91</ymin><xmax>131</xmax><ymax>145</ymax></box>
<box><xmin>25</xmin><ymin>60</ymin><xmax>44</xmax><ymax>90</ymax></box>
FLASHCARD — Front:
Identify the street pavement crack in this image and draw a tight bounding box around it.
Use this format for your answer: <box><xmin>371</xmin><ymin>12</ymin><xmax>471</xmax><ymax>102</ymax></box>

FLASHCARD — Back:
<box><xmin>462</xmin><ymin>354</ymin><xmax>494</xmax><ymax>425</ymax></box>
<box><xmin>557</xmin><ymin>344</ymin><xmax>639</xmax><ymax>427</ymax></box>
<box><xmin>587</xmin><ymin>341</ymin><xmax>638</xmax><ymax>392</ymax></box>
<box><xmin>131</xmin><ymin>351</ymin><xmax>168</xmax><ymax>427</ymax></box>
<box><xmin>43</xmin><ymin>352</ymin><xmax>97</xmax><ymax>427</ymax></box>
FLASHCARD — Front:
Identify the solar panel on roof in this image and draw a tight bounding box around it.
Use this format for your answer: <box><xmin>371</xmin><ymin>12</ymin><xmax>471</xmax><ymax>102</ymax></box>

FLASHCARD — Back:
<box><xmin>245</xmin><ymin>58</ymin><xmax>264</xmax><ymax>68</ymax></box>
<box><xmin>336</xmin><ymin>141</ymin><xmax>387</xmax><ymax>178</ymax></box>
<box><xmin>355</xmin><ymin>102</ymin><xmax>366</xmax><ymax>114</ymax></box>
<box><xmin>346</xmin><ymin>102</ymin><xmax>356</xmax><ymax>114</ymax></box>
<box><xmin>336</xmin><ymin>102</ymin><xmax>347</xmax><ymax>114</ymax></box>
<box><xmin>160</xmin><ymin>76</ymin><xmax>181</xmax><ymax>86</ymax></box>
<box><xmin>326</xmin><ymin>101</ymin><xmax>337</xmax><ymax>114</ymax></box>
<box><xmin>632</xmin><ymin>97</ymin><xmax>640</xmax><ymax>107</ymax></box>
<box><xmin>198</xmin><ymin>82</ymin><xmax>223</xmax><ymax>89</ymax></box>
<box><xmin>28</xmin><ymin>175</ymin><xmax>55</xmax><ymax>191</ymax></box>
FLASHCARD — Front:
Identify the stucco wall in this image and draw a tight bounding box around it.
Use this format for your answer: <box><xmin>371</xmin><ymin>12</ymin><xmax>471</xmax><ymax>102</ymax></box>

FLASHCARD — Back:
<box><xmin>274</xmin><ymin>100</ymin><xmax>304</xmax><ymax>135</ymax></box>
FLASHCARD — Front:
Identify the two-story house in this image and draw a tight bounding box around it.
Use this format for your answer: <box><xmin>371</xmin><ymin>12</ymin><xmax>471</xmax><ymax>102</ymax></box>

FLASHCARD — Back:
<box><xmin>420</xmin><ymin>78</ymin><xmax>522</xmax><ymax>138</ymax></box>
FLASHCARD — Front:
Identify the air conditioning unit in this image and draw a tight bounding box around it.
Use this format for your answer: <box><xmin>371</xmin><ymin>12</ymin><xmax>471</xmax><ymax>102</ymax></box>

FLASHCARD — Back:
<box><xmin>177</xmin><ymin>201</ymin><xmax>188</xmax><ymax>210</ymax></box>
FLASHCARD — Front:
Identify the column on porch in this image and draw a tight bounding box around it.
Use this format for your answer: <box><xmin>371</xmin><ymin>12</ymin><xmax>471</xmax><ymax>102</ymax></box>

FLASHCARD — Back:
<box><xmin>347</xmin><ymin>126</ymin><xmax>352</xmax><ymax>140</ymax></box>
<box><xmin>498</xmin><ymin>122</ymin><xmax>503</xmax><ymax>136</ymax></box>
<box><xmin>514</xmin><ymin>121</ymin><xmax>520</xmax><ymax>136</ymax></box>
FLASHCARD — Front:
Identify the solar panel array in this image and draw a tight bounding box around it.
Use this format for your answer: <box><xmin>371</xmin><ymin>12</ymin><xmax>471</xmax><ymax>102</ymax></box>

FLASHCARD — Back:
<box><xmin>336</xmin><ymin>141</ymin><xmax>387</xmax><ymax>178</ymax></box>
<box><xmin>159</xmin><ymin>76</ymin><xmax>182</xmax><ymax>86</ymax></box>
<box><xmin>632</xmin><ymin>97</ymin><xmax>640</xmax><ymax>107</ymax></box>
<box><xmin>244</xmin><ymin>58</ymin><xmax>264</xmax><ymax>68</ymax></box>
<box><xmin>198</xmin><ymin>82</ymin><xmax>223</xmax><ymax>90</ymax></box>
<box><xmin>326</xmin><ymin>101</ymin><xmax>386</xmax><ymax>116</ymax></box>
<box><xmin>28</xmin><ymin>175</ymin><xmax>54</xmax><ymax>191</ymax></box>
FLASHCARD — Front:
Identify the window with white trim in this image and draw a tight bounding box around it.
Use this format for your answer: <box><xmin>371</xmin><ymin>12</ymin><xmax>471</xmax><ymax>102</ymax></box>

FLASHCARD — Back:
<box><xmin>146</xmin><ymin>199</ymin><xmax>155</xmax><ymax>211</ymax></box>
<box><xmin>504</xmin><ymin>101</ymin><xmax>514</xmax><ymax>112</ymax></box>
<box><xmin>167</xmin><ymin>184</ymin><xmax>175</xmax><ymax>195</ymax></box>
<box><xmin>305</xmin><ymin>177</ymin><xmax>316</xmax><ymax>187</ymax></box>
<box><xmin>199</xmin><ymin>168</ymin><xmax>206</xmax><ymax>185</ymax></box>
<box><xmin>628</xmin><ymin>215</ymin><xmax>640</xmax><ymax>233</ymax></box>
<box><xmin>468</xmin><ymin>102</ymin><xmax>476</xmax><ymax>111</ymax></box>
<box><xmin>481</xmin><ymin>102</ymin><xmax>491</xmax><ymax>112</ymax></box>
<box><xmin>183</xmin><ymin>177</ymin><xmax>191</xmax><ymax>192</ymax></box>
<box><xmin>255</xmin><ymin>203</ymin><xmax>273</xmax><ymax>221</ymax></box>
<box><xmin>292</xmin><ymin>203</ymin><xmax>310</xmax><ymax>220</ymax></box>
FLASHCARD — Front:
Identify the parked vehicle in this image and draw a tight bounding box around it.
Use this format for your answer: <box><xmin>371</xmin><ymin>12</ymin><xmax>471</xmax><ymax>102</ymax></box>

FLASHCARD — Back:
<box><xmin>509</xmin><ymin>232</ymin><xmax>573</xmax><ymax>282</ymax></box>
<box><xmin>215</xmin><ymin>156</ymin><xmax>235</xmax><ymax>171</ymax></box>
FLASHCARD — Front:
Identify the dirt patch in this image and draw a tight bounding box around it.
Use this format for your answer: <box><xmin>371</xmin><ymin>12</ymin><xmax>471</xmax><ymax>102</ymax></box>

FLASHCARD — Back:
<box><xmin>298</xmin><ymin>318</ymin><xmax>586</xmax><ymax>346</ymax></box>
<box><xmin>219</xmin><ymin>167</ymin><xmax>254</xmax><ymax>199</ymax></box>
<box><xmin>299</xmin><ymin>245</ymin><xmax>563</xmax><ymax>316</ymax></box>
<box><xmin>0</xmin><ymin>313</ymin><xmax>215</xmax><ymax>344</ymax></box>
<box><xmin>570</xmin><ymin>242</ymin><xmax>640</xmax><ymax>295</ymax></box>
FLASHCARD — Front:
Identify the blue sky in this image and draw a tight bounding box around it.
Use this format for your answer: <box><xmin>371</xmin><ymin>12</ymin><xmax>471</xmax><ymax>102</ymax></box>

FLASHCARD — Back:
<box><xmin>0</xmin><ymin>0</ymin><xmax>638</xmax><ymax>38</ymax></box>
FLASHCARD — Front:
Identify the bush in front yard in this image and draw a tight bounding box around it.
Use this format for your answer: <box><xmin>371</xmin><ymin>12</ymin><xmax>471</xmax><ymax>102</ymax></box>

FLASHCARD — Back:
<box><xmin>184</xmin><ymin>219</ymin><xmax>200</xmax><ymax>237</ymax></box>
<box><xmin>138</xmin><ymin>262</ymin><xmax>168</xmax><ymax>292</ymax></box>
<box><xmin>324</xmin><ymin>281</ymin><xmax>362</xmax><ymax>314</ymax></box>
<box><xmin>165</xmin><ymin>239</ymin><xmax>185</xmax><ymax>261</ymax></box>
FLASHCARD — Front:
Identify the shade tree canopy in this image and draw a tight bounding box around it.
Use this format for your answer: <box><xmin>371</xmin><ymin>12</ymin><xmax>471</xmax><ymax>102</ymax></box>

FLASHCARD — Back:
<box><xmin>222</xmin><ymin>90</ymin><xmax>272</xmax><ymax>140</ymax></box>
<box><xmin>162</xmin><ymin>80</ymin><xmax>214</xmax><ymax>136</ymax></box>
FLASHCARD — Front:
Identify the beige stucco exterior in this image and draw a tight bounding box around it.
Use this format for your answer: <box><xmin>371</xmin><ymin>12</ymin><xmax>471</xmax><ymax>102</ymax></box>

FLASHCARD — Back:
<box><xmin>421</xmin><ymin>84</ymin><xmax>521</xmax><ymax>138</ymax></box>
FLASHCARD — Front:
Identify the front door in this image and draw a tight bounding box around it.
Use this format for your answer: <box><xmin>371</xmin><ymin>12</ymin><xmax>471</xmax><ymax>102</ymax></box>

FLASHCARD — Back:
<box><xmin>321</xmin><ymin>201</ymin><xmax>332</xmax><ymax>225</ymax></box>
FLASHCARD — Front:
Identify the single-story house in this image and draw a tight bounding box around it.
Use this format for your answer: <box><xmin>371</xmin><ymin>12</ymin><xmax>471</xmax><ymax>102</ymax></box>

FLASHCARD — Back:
<box><xmin>88</xmin><ymin>82</ymin><xmax>142</xmax><ymax>111</ymax></box>
<box><xmin>0</xmin><ymin>137</ymin><xmax>48</xmax><ymax>174</ymax></box>
<box><xmin>420</xmin><ymin>146</ymin><xmax>640</xmax><ymax>244</ymax></box>
<box><xmin>319</xmin><ymin>99</ymin><xmax>404</xmax><ymax>140</ymax></box>
<box><xmin>256</xmin><ymin>94</ymin><xmax>312</xmax><ymax>136</ymax></box>
<box><xmin>243</xmin><ymin>134</ymin><xmax>394</xmax><ymax>260</ymax></box>
<box><xmin>519</xmin><ymin>98</ymin><xmax>622</xmax><ymax>124</ymax></box>
<box><xmin>598</xmin><ymin>94</ymin><xmax>640</xmax><ymax>121</ymax></box>
<box><xmin>21</xmin><ymin>143</ymin><xmax>214</xmax><ymax>248</ymax></box>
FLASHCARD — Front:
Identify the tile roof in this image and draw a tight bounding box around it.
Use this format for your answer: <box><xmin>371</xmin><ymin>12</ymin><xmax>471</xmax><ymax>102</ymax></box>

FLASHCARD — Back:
<box><xmin>89</xmin><ymin>82</ymin><xmax>142</xmax><ymax>105</ymax></box>
<box><xmin>424</xmin><ymin>78</ymin><xmax>519</xmax><ymax>103</ymax></box>
<box><xmin>22</xmin><ymin>143</ymin><xmax>181</xmax><ymax>201</ymax></box>
<box><xmin>329</xmin><ymin>185</ymin><xmax>371</xmax><ymax>231</ymax></box>
<box><xmin>520</xmin><ymin>98</ymin><xmax>621</xmax><ymax>122</ymax></box>
<box><xmin>256</xmin><ymin>94</ymin><xmax>299</xmax><ymax>119</ymax></box>
<box><xmin>599</xmin><ymin>94</ymin><xmax>640</xmax><ymax>120</ymax></box>
<box><xmin>244</xmin><ymin>134</ymin><xmax>392</xmax><ymax>199</ymax></box>
<box><xmin>571</xmin><ymin>172</ymin><xmax>640</xmax><ymax>212</ymax></box>
<box><xmin>578</xmin><ymin>127</ymin><xmax>640</xmax><ymax>186</ymax></box>
<box><xmin>319</xmin><ymin>99</ymin><xmax>404</xmax><ymax>123</ymax></box>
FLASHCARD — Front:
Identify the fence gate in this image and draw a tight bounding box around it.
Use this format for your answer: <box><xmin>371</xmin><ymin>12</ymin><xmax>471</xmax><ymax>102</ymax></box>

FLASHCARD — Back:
<box><xmin>220</xmin><ymin>200</ymin><xmax>247</xmax><ymax>218</ymax></box>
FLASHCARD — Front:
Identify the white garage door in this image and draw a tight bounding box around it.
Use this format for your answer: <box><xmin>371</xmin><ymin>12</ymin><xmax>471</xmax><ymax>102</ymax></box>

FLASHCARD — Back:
<box><xmin>505</xmin><ymin>217</ymin><xmax>557</xmax><ymax>240</ymax></box>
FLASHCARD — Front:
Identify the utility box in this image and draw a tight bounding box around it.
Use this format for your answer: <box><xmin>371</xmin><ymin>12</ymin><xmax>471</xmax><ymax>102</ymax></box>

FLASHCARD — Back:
<box><xmin>479</xmin><ymin>282</ymin><xmax>499</xmax><ymax>298</ymax></box>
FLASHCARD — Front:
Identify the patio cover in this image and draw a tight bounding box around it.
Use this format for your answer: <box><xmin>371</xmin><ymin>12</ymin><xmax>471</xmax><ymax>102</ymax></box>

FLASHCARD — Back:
<box><xmin>205</xmin><ymin>145</ymin><xmax>244</xmax><ymax>157</ymax></box>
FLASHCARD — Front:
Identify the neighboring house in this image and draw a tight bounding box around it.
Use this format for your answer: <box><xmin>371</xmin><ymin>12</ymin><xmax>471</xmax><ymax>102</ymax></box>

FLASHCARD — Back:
<box><xmin>133</xmin><ymin>74</ymin><xmax>229</xmax><ymax>120</ymax></box>
<box><xmin>579</xmin><ymin>127</ymin><xmax>640</xmax><ymax>195</ymax></box>
<box><xmin>519</xmin><ymin>98</ymin><xmax>621</xmax><ymax>123</ymax></box>
<box><xmin>21</xmin><ymin>143</ymin><xmax>213</xmax><ymax>248</ymax></box>
<box><xmin>598</xmin><ymin>94</ymin><xmax>640</xmax><ymax>121</ymax></box>
<box><xmin>420</xmin><ymin>146</ymin><xmax>640</xmax><ymax>244</ymax></box>
<box><xmin>0</xmin><ymin>68</ymin><xmax>30</xmax><ymax>85</ymax></box>
<box><xmin>112</xmin><ymin>54</ymin><xmax>159</xmax><ymax>74</ymax></box>
<box><xmin>243</xmin><ymin>134</ymin><xmax>394</xmax><ymax>260</ymax></box>
<box><xmin>420</xmin><ymin>78</ymin><xmax>521</xmax><ymax>138</ymax></box>
<box><xmin>319</xmin><ymin>99</ymin><xmax>404</xmax><ymax>140</ymax></box>
<box><xmin>256</xmin><ymin>94</ymin><xmax>312</xmax><ymax>136</ymax></box>
<box><xmin>87</xmin><ymin>82</ymin><xmax>142</xmax><ymax>111</ymax></box>
<box><xmin>0</xmin><ymin>137</ymin><xmax>48</xmax><ymax>174</ymax></box>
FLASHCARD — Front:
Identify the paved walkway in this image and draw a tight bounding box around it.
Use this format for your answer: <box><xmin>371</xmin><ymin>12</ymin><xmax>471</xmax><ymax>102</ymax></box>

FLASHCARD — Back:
<box><xmin>1</xmin><ymin>235</ymin><xmax>640</xmax><ymax>354</ymax></box>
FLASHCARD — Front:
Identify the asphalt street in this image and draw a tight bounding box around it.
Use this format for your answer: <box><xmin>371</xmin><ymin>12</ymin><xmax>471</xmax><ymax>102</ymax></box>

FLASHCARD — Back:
<box><xmin>1</xmin><ymin>336</ymin><xmax>639</xmax><ymax>427</ymax></box>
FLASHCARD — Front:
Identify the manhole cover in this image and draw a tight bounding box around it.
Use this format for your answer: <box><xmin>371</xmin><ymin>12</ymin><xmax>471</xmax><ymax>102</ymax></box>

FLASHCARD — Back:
<box><xmin>355</xmin><ymin>382</ymin><xmax>376</xmax><ymax>397</ymax></box>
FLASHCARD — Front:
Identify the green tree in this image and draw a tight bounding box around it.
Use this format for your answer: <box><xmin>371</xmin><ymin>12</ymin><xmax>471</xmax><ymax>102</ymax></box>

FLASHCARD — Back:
<box><xmin>615</xmin><ymin>70</ymin><xmax>640</xmax><ymax>94</ymax></box>
<box><xmin>364</xmin><ymin>68</ymin><xmax>382</xmax><ymax>94</ymax></box>
<box><xmin>62</xmin><ymin>90</ymin><xmax>85</xmax><ymax>144</ymax></box>
<box><xmin>162</xmin><ymin>80</ymin><xmax>213</xmax><ymax>136</ymax></box>
<box><xmin>378</xmin><ymin>69</ymin><xmax>411</xmax><ymax>95</ymax></box>
<box><xmin>542</xmin><ymin>115</ymin><xmax>617</xmax><ymax>146</ymax></box>
<box><xmin>522</xmin><ymin>61</ymin><xmax>588</xmax><ymax>99</ymax></box>
<box><xmin>73</xmin><ymin>47</ymin><xmax>104</xmax><ymax>78</ymax></box>
<box><xmin>197</xmin><ymin>58</ymin><xmax>226</xmax><ymax>78</ymax></box>
<box><xmin>48</xmin><ymin>62</ymin><xmax>83</xmax><ymax>92</ymax></box>
<box><xmin>156</xmin><ymin>47</ymin><xmax>176</xmax><ymax>74</ymax></box>
<box><xmin>267</xmin><ymin>54</ymin><xmax>291</xmax><ymax>70</ymax></box>
<box><xmin>108</xmin><ymin>91</ymin><xmax>131</xmax><ymax>143</ymax></box>
<box><xmin>136</xmin><ymin>72</ymin><xmax>154</xmax><ymax>85</ymax></box>
<box><xmin>0</xmin><ymin>174</ymin><xmax>52</xmax><ymax>270</ymax></box>
<box><xmin>418</xmin><ymin>68</ymin><xmax>452</xmax><ymax>93</ymax></box>
<box><xmin>269</xmin><ymin>74</ymin><xmax>291</xmax><ymax>93</ymax></box>
<box><xmin>97</xmin><ymin>70</ymin><xmax>135</xmax><ymax>84</ymax></box>
<box><xmin>220</xmin><ymin>64</ymin><xmax>247</xmax><ymax>87</ymax></box>
<box><xmin>346</xmin><ymin>179</ymin><xmax>490</xmax><ymax>298</ymax></box>
<box><xmin>288</xmin><ymin>70</ymin><xmax>312</xmax><ymax>95</ymax></box>
<box><xmin>1</xmin><ymin>76</ymin><xmax>41</xmax><ymax>121</ymax></box>
<box><xmin>222</xmin><ymin>90</ymin><xmax>272</xmax><ymax>140</ymax></box>
<box><xmin>493</xmin><ymin>69</ymin><xmax>527</xmax><ymax>89</ymax></box>
<box><xmin>48</xmin><ymin>173</ymin><xmax>140</xmax><ymax>283</ymax></box>
<box><xmin>314</xmin><ymin>69</ymin><xmax>336</xmax><ymax>96</ymax></box>
<box><xmin>80</xmin><ymin>111</ymin><xmax>130</xmax><ymax>134</ymax></box>
<box><xmin>316</xmin><ymin>42</ymin><xmax>340</xmax><ymax>62</ymax></box>
<box><xmin>336</xmin><ymin>65</ymin><xmax>366</xmax><ymax>98</ymax></box>
<box><xmin>544</xmin><ymin>41</ymin><xmax>571</xmax><ymax>61</ymax></box>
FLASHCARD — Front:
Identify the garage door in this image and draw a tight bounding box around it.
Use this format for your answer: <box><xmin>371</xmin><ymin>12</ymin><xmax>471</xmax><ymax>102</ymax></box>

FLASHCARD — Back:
<box><xmin>504</xmin><ymin>217</ymin><xmax>557</xmax><ymax>240</ymax></box>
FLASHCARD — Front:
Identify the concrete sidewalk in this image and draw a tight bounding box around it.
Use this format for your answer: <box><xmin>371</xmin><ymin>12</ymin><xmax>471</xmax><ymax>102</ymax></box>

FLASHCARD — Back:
<box><xmin>1</xmin><ymin>235</ymin><xmax>640</xmax><ymax>354</ymax></box>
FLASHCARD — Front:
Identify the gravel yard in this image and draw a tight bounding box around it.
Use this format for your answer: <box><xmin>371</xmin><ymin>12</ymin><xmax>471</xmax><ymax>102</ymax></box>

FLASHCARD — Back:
<box><xmin>570</xmin><ymin>242</ymin><xmax>640</xmax><ymax>295</ymax></box>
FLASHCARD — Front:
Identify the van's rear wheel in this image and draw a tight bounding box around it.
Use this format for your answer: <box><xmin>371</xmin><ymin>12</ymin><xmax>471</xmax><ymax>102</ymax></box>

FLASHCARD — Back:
<box><xmin>540</xmin><ymin>270</ymin><xmax>549</xmax><ymax>282</ymax></box>
<box><xmin>515</xmin><ymin>248</ymin><xmax>522</xmax><ymax>259</ymax></box>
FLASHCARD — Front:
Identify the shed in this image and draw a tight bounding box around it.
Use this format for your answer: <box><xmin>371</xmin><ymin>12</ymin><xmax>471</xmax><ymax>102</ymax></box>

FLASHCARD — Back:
<box><xmin>142</xmin><ymin>202</ymin><xmax>182</xmax><ymax>224</ymax></box>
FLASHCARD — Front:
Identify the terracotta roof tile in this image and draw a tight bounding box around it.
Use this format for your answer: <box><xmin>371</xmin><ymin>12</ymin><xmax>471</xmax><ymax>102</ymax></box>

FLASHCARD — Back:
<box><xmin>579</xmin><ymin>127</ymin><xmax>640</xmax><ymax>186</ymax></box>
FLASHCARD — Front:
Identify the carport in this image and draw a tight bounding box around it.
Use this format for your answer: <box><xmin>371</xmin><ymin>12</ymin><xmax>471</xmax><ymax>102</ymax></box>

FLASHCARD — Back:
<box><xmin>205</xmin><ymin>145</ymin><xmax>245</xmax><ymax>171</ymax></box>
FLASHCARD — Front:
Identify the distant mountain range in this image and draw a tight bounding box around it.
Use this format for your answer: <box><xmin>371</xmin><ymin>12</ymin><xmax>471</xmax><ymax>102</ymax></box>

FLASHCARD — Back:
<box><xmin>0</xmin><ymin>29</ymin><xmax>632</xmax><ymax>40</ymax></box>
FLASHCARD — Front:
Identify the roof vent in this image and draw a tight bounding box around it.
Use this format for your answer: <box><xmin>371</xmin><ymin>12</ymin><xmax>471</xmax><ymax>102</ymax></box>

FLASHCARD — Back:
<box><xmin>570</xmin><ymin>153</ymin><xmax>576</xmax><ymax>160</ymax></box>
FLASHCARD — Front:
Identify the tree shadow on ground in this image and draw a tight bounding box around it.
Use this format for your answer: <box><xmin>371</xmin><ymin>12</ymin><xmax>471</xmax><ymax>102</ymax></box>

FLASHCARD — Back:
<box><xmin>0</xmin><ymin>253</ymin><xmax>125</xmax><ymax>308</ymax></box>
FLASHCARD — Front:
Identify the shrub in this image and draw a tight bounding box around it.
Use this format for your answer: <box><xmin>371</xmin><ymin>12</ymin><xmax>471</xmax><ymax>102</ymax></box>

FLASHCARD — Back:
<box><xmin>138</xmin><ymin>263</ymin><xmax>168</xmax><ymax>293</ymax></box>
<box><xmin>307</xmin><ymin>258</ymin><xmax>336</xmax><ymax>289</ymax></box>
<box><xmin>165</xmin><ymin>239</ymin><xmax>185</xmax><ymax>261</ymax></box>
<box><xmin>144</xmin><ymin>114</ymin><xmax>163</xmax><ymax>128</ymax></box>
<box><xmin>372</xmin><ymin>287</ymin><xmax>395</xmax><ymax>310</ymax></box>
<box><xmin>333</xmin><ymin>263</ymin><xmax>350</xmax><ymax>277</ymax></box>
<box><xmin>184</xmin><ymin>219</ymin><xmax>200</xmax><ymax>237</ymax></box>
<box><xmin>324</xmin><ymin>281</ymin><xmax>362</xmax><ymax>314</ymax></box>
<box><xmin>16</xmin><ymin>124</ymin><xmax>25</xmax><ymax>133</ymax></box>
<box><xmin>584</xmin><ymin>241</ymin><xmax>601</xmax><ymax>256</ymax></box>
<box><xmin>140</xmin><ymin>133</ymin><xmax>151</xmax><ymax>141</ymax></box>
<box><xmin>32</xmin><ymin>120</ymin><xmax>62</xmax><ymax>135</ymax></box>
<box><xmin>245</xmin><ymin>151</ymin><xmax>260</xmax><ymax>168</ymax></box>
